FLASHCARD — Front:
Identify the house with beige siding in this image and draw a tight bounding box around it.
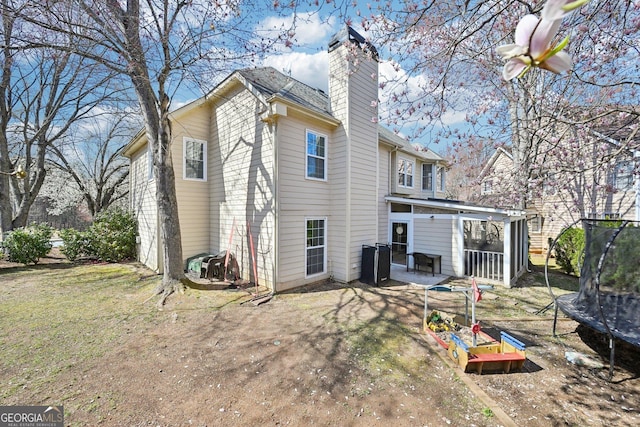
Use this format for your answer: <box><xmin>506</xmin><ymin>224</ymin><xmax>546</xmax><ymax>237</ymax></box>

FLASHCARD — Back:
<box><xmin>124</xmin><ymin>26</ymin><xmax>529</xmax><ymax>291</ymax></box>
<box><xmin>477</xmin><ymin>134</ymin><xmax>638</xmax><ymax>255</ymax></box>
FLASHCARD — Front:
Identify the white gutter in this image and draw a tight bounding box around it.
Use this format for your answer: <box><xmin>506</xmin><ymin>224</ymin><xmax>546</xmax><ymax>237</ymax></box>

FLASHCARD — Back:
<box><xmin>384</xmin><ymin>196</ymin><xmax>526</xmax><ymax>217</ymax></box>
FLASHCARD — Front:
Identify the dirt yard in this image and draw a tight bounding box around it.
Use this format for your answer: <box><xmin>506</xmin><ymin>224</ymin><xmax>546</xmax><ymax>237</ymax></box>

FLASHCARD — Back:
<box><xmin>1</xmin><ymin>251</ymin><xmax>638</xmax><ymax>426</ymax></box>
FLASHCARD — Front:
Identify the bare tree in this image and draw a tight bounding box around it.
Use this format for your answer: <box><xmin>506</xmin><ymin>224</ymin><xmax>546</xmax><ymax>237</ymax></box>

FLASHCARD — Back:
<box><xmin>49</xmin><ymin>112</ymin><xmax>136</xmax><ymax>217</ymax></box>
<box><xmin>1</xmin><ymin>0</ymin><xmax>119</xmax><ymax>232</ymax></box>
<box><xmin>17</xmin><ymin>0</ymin><xmax>300</xmax><ymax>302</ymax></box>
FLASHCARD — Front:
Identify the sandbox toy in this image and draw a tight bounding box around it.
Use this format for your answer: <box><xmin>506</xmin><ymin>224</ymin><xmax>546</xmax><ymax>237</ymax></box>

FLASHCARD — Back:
<box><xmin>447</xmin><ymin>331</ymin><xmax>526</xmax><ymax>374</ymax></box>
<box><xmin>418</xmin><ymin>278</ymin><xmax>527</xmax><ymax>374</ymax></box>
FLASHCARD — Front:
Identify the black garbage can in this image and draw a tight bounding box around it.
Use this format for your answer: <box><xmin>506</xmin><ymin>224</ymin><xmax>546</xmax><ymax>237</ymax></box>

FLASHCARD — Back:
<box><xmin>360</xmin><ymin>244</ymin><xmax>391</xmax><ymax>286</ymax></box>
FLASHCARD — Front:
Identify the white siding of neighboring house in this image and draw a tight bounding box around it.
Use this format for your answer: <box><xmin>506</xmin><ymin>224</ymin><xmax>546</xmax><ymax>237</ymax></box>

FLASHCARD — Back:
<box><xmin>209</xmin><ymin>85</ymin><xmax>276</xmax><ymax>289</ymax></box>
<box><xmin>276</xmin><ymin>111</ymin><xmax>335</xmax><ymax>290</ymax></box>
<box><xmin>413</xmin><ymin>216</ymin><xmax>456</xmax><ymax>277</ymax></box>
<box><xmin>129</xmin><ymin>145</ymin><xmax>159</xmax><ymax>272</ymax></box>
<box><xmin>170</xmin><ymin>104</ymin><xmax>212</xmax><ymax>265</ymax></box>
<box><xmin>536</xmin><ymin>179</ymin><xmax>636</xmax><ymax>254</ymax></box>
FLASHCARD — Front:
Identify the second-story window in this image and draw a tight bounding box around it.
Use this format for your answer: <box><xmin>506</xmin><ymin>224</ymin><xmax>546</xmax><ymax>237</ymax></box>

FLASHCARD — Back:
<box><xmin>613</xmin><ymin>160</ymin><xmax>634</xmax><ymax>191</ymax></box>
<box><xmin>184</xmin><ymin>138</ymin><xmax>207</xmax><ymax>181</ymax></box>
<box><xmin>436</xmin><ymin>165</ymin><xmax>445</xmax><ymax>192</ymax></box>
<box><xmin>398</xmin><ymin>158</ymin><xmax>414</xmax><ymax>188</ymax></box>
<box><xmin>422</xmin><ymin>164</ymin><xmax>433</xmax><ymax>191</ymax></box>
<box><xmin>306</xmin><ymin>130</ymin><xmax>327</xmax><ymax>180</ymax></box>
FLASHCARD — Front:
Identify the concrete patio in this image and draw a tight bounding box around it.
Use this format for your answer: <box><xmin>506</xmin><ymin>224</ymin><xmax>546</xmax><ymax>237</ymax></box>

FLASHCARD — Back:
<box><xmin>389</xmin><ymin>264</ymin><xmax>449</xmax><ymax>287</ymax></box>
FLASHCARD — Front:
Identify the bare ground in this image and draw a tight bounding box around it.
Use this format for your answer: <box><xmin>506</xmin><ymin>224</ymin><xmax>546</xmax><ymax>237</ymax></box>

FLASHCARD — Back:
<box><xmin>1</xmin><ymin>251</ymin><xmax>638</xmax><ymax>426</ymax></box>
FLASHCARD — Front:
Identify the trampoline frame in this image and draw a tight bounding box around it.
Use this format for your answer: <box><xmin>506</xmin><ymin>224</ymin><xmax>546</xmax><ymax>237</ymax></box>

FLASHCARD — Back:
<box><xmin>546</xmin><ymin>219</ymin><xmax>640</xmax><ymax>380</ymax></box>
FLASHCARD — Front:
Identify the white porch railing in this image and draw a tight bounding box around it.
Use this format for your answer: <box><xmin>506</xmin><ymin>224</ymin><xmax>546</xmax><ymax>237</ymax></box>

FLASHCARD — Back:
<box><xmin>464</xmin><ymin>249</ymin><xmax>504</xmax><ymax>282</ymax></box>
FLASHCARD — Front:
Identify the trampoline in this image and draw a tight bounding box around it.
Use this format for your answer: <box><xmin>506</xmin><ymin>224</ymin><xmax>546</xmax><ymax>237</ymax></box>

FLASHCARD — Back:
<box><xmin>546</xmin><ymin>219</ymin><xmax>640</xmax><ymax>379</ymax></box>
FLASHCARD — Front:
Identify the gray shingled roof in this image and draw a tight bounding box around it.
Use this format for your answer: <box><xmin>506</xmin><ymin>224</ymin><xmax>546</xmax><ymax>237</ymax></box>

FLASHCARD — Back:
<box><xmin>378</xmin><ymin>126</ymin><xmax>443</xmax><ymax>161</ymax></box>
<box><xmin>237</xmin><ymin>67</ymin><xmax>443</xmax><ymax>162</ymax></box>
<box><xmin>237</xmin><ymin>67</ymin><xmax>331</xmax><ymax>117</ymax></box>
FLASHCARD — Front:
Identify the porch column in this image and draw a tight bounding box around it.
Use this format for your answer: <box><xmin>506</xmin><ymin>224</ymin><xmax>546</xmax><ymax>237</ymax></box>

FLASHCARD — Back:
<box><xmin>503</xmin><ymin>219</ymin><xmax>512</xmax><ymax>288</ymax></box>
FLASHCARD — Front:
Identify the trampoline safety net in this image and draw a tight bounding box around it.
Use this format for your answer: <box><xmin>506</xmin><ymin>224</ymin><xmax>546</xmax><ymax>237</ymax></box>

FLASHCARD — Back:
<box><xmin>549</xmin><ymin>219</ymin><xmax>640</xmax><ymax>357</ymax></box>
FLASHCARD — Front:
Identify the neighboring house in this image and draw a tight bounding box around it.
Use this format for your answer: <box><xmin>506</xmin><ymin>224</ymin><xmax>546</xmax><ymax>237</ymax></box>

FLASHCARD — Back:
<box><xmin>477</xmin><ymin>129</ymin><xmax>639</xmax><ymax>255</ymax></box>
<box><xmin>124</xmin><ymin>26</ymin><xmax>528</xmax><ymax>290</ymax></box>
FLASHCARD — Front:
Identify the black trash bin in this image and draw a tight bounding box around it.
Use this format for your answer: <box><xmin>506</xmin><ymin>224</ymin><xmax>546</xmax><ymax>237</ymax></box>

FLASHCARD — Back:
<box><xmin>360</xmin><ymin>244</ymin><xmax>391</xmax><ymax>286</ymax></box>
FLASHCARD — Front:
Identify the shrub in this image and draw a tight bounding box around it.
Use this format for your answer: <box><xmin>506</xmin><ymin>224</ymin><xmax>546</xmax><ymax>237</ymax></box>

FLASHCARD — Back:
<box><xmin>89</xmin><ymin>208</ymin><xmax>137</xmax><ymax>262</ymax></box>
<box><xmin>2</xmin><ymin>223</ymin><xmax>53</xmax><ymax>265</ymax></box>
<box><xmin>60</xmin><ymin>208</ymin><xmax>137</xmax><ymax>263</ymax></box>
<box><xmin>554</xmin><ymin>227</ymin><xmax>585</xmax><ymax>275</ymax></box>
<box><xmin>59</xmin><ymin>228</ymin><xmax>91</xmax><ymax>262</ymax></box>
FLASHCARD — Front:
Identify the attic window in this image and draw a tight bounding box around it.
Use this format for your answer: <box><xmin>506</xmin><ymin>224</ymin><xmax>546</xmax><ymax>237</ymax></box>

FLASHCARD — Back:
<box><xmin>481</xmin><ymin>180</ymin><xmax>492</xmax><ymax>195</ymax></box>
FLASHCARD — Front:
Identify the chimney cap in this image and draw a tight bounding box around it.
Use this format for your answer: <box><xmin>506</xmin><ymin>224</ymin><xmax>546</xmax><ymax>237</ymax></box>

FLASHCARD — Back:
<box><xmin>328</xmin><ymin>26</ymin><xmax>378</xmax><ymax>60</ymax></box>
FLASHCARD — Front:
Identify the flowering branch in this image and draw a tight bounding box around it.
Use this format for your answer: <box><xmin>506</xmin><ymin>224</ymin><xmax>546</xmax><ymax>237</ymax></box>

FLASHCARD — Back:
<box><xmin>497</xmin><ymin>0</ymin><xmax>590</xmax><ymax>81</ymax></box>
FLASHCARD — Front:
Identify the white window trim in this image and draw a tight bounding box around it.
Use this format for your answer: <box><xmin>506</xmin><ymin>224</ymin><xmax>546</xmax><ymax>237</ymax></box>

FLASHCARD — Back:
<box><xmin>530</xmin><ymin>216</ymin><xmax>542</xmax><ymax>233</ymax></box>
<box><xmin>422</xmin><ymin>163</ymin><xmax>433</xmax><ymax>191</ymax></box>
<box><xmin>436</xmin><ymin>165</ymin><xmax>445</xmax><ymax>192</ymax></box>
<box><xmin>305</xmin><ymin>217</ymin><xmax>327</xmax><ymax>278</ymax></box>
<box><xmin>398</xmin><ymin>157</ymin><xmax>415</xmax><ymax>189</ymax></box>
<box><xmin>305</xmin><ymin>129</ymin><xmax>328</xmax><ymax>181</ymax></box>
<box><xmin>614</xmin><ymin>160</ymin><xmax>633</xmax><ymax>191</ymax></box>
<box><xmin>481</xmin><ymin>180</ymin><xmax>492</xmax><ymax>195</ymax></box>
<box><xmin>183</xmin><ymin>137</ymin><xmax>207</xmax><ymax>181</ymax></box>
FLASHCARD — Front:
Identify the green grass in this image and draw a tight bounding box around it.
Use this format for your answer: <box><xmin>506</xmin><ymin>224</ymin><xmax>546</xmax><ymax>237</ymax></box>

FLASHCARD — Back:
<box><xmin>343</xmin><ymin>316</ymin><xmax>428</xmax><ymax>386</ymax></box>
<box><xmin>0</xmin><ymin>263</ymin><xmax>160</xmax><ymax>400</ymax></box>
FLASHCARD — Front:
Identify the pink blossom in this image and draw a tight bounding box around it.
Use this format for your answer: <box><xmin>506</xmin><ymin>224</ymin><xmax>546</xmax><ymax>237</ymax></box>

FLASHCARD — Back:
<box><xmin>542</xmin><ymin>0</ymin><xmax>590</xmax><ymax>21</ymax></box>
<box><xmin>497</xmin><ymin>15</ymin><xmax>572</xmax><ymax>80</ymax></box>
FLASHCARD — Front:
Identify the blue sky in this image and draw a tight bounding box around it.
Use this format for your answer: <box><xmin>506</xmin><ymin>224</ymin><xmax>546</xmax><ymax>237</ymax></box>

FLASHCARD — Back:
<box><xmin>171</xmin><ymin>7</ymin><xmax>471</xmax><ymax>155</ymax></box>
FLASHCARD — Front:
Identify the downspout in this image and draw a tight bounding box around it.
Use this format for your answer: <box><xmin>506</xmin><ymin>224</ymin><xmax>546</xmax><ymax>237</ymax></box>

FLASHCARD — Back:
<box><xmin>271</xmin><ymin>114</ymin><xmax>279</xmax><ymax>293</ymax></box>
<box><xmin>345</xmin><ymin>92</ymin><xmax>352</xmax><ymax>282</ymax></box>
<box><xmin>259</xmin><ymin>104</ymin><xmax>278</xmax><ymax>293</ymax></box>
<box><xmin>389</xmin><ymin>147</ymin><xmax>398</xmax><ymax>196</ymax></box>
<box><xmin>387</xmin><ymin>146</ymin><xmax>398</xmax><ymax>244</ymax></box>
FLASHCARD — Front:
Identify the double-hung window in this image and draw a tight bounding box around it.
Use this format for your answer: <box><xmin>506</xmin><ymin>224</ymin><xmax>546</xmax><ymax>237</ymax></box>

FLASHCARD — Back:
<box><xmin>398</xmin><ymin>158</ymin><xmax>414</xmax><ymax>188</ymax></box>
<box><xmin>481</xmin><ymin>180</ymin><xmax>492</xmax><ymax>195</ymax></box>
<box><xmin>530</xmin><ymin>216</ymin><xmax>542</xmax><ymax>233</ymax></box>
<box><xmin>422</xmin><ymin>164</ymin><xmax>433</xmax><ymax>191</ymax></box>
<box><xmin>614</xmin><ymin>161</ymin><xmax>634</xmax><ymax>191</ymax></box>
<box><xmin>306</xmin><ymin>130</ymin><xmax>327</xmax><ymax>180</ymax></box>
<box><xmin>184</xmin><ymin>138</ymin><xmax>207</xmax><ymax>181</ymax></box>
<box><xmin>306</xmin><ymin>218</ymin><xmax>326</xmax><ymax>276</ymax></box>
<box><xmin>436</xmin><ymin>165</ymin><xmax>445</xmax><ymax>192</ymax></box>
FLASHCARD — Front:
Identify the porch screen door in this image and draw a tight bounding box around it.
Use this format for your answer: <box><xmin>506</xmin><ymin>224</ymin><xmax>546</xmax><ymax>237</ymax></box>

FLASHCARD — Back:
<box><xmin>391</xmin><ymin>222</ymin><xmax>408</xmax><ymax>266</ymax></box>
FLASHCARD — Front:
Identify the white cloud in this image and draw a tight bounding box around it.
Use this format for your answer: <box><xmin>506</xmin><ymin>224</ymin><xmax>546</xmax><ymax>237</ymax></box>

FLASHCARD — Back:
<box><xmin>262</xmin><ymin>51</ymin><xmax>329</xmax><ymax>92</ymax></box>
<box><xmin>440</xmin><ymin>110</ymin><xmax>468</xmax><ymax>126</ymax></box>
<box><xmin>257</xmin><ymin>12</ymin><xmax>337</xmax><ymax>48</ymax></box>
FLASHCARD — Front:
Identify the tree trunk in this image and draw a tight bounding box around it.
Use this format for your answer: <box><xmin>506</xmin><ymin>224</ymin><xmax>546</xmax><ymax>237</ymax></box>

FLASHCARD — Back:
<box><xmin>134</xmin><ymin>88</ymin><xmax>186</xmax><ymax>304</ymax></box>
<box><xmin>154</xmin><ymin>114</ymin><xmax>186</xmax><ymax>302</ymax></box>
<box><xmin>0</xmin><ymin>173</ymin><xmax>11</xmax><ymax>233</ymax></box>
